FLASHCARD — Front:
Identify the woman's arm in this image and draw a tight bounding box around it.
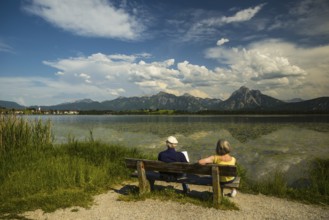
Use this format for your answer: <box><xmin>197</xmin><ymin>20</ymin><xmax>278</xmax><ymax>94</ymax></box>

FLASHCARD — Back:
<box><xmin>198</xmin><ymin>155</ymin><xmax>215</xmax><ymax>165</ymax></box>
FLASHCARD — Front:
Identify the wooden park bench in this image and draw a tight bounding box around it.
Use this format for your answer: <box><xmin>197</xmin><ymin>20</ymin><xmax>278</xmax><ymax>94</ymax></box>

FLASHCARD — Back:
<box><xmin>125</xmin><ymin>158</ymin><xmax>240</xmax><ymax>207</ymax></box>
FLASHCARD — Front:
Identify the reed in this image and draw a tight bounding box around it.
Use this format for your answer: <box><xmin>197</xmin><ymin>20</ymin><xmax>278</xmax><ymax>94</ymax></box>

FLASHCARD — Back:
<box><xmin>0</xmin><ymin>115</ymin><xmax>52</xmax><ymax>153</ymax></box>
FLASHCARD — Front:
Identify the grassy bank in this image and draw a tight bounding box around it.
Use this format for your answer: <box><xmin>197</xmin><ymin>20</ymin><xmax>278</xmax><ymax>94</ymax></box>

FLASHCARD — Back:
<box><xmin>0</xmin><ymin>116</ymin><xmax>148</xmax><ymax>217</ymax></box>
<box><xmin>0</xmin><ymin>115</ymin><xmax>328</xmax><ymax>218</ymax></box>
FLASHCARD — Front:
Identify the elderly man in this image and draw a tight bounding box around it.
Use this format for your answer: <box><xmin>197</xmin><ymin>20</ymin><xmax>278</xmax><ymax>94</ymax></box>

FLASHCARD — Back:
<box><xmin>158</xmin><ymin>136</ymin><xmax>190</xmax><ymax>193</ymax></box>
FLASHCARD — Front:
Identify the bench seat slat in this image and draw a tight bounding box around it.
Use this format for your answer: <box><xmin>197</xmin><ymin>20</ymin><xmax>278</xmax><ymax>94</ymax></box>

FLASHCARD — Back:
<box><xmin>125</xmin><ymin>158</ymin><xmax>237</xmax><ymax>176</ymax></box>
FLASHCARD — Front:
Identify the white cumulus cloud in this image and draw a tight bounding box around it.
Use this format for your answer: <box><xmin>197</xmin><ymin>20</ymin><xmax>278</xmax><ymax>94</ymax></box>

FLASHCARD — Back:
<box><xmin>40</xmin><ymin>52</ymin><xmax>229</xmax><ymax>100</ymax></box>
<box><xmin>205</xmin><ymin>39</ymin><xmax>329</xmax><ymax>99</ymax></box>
<box><xmin>24</xmin><ymin>0</ymin><xmax>145</xmax><ymax>40</ymax></box>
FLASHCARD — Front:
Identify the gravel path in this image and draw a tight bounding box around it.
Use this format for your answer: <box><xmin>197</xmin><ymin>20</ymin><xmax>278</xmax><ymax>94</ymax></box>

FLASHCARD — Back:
<box><xmin>23</xmin><ymin>183</ymin><xmax>329</xmax><ymax>220</ymax></box>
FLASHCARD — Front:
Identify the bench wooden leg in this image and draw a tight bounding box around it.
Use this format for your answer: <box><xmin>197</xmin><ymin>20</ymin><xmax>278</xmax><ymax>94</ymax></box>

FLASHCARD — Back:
<box><xmin>149</xmin><ymin>179</ymin><xmax>155</xmax><ymax>191</ymax></box>
<box><xmin>212</xmin><ymin>166</ymin><xmax>222</xmax><ymax>207</ymax></box>
<box><xmin>137</xmin><ymin>161</ymin><xmax>150</xmax><ymax>194</ymax></box>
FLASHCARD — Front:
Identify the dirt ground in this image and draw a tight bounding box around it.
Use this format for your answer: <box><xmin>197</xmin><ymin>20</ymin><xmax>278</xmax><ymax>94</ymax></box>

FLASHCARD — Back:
<box><xmin>22</xmin><ymin>182</ymin><xmax>329</xmax><ymax>220</ymax></box>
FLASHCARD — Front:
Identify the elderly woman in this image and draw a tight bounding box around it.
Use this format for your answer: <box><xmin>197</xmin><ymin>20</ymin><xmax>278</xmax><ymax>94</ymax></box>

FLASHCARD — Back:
<box><xmin>198</xmin><ymin>139</ymin><xmax>238</xmax><ymax>197</ymax></box>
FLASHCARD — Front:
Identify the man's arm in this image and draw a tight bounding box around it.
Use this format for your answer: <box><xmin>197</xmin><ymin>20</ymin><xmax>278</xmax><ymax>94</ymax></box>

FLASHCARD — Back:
<box><xmin>178</xmin><ymin>152</ymin><xmax>188</xmax><ymax>163</ymax></box>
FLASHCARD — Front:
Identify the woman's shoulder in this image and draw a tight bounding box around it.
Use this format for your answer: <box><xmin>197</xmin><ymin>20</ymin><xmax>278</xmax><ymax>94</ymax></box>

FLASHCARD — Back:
<box><xmin>213</xmin><ymin>155</ymin><xmax>221</xmax><ymax>163</ymax></box>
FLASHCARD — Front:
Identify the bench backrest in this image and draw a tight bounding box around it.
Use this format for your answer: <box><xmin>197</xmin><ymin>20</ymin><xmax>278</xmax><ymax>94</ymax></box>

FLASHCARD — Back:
<box><xmin>125</xmin><ymin>158</ymin><xmax>237</xmax><ymax>176</ymax></box>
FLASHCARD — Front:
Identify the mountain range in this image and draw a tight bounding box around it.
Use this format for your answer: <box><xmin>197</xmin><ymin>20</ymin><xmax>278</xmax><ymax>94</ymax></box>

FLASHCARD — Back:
<box><xmin>1</xmin><ymin>86</ymin><xmax>328</xmax><ymax>113</ymax></box>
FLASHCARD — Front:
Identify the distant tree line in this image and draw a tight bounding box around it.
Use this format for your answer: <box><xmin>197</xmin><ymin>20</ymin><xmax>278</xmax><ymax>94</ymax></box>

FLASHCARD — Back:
<box><xmin>1</xmin><ymin>107</ymin><xmax>328</xmax><ymax>115</ymax></box>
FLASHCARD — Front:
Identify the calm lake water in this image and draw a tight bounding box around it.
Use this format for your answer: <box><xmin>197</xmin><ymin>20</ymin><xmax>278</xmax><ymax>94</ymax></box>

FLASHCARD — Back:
<box><xmin>24</xmin><ymin>114</ymin><xmax>329</xmax><ymax>184</ymax></box>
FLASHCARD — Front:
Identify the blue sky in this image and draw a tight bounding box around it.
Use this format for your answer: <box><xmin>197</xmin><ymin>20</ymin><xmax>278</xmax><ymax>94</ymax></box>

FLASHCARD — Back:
<box><xmin>1</xmin><ymin>0</ymin><xmax>329</xmax><ymax>106</ymax></box>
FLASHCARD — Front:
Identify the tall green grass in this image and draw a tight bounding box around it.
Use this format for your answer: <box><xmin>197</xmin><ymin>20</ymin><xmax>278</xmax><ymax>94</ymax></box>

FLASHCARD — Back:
<box><xmin>0</xmin><ymin>115</ymin><xmax>52</xmax><ymax>153</ymax></box>
<box><xmin>0</xmin><ymin>115</ymin><xmax>147</xmax><ymax>216</ymax></box>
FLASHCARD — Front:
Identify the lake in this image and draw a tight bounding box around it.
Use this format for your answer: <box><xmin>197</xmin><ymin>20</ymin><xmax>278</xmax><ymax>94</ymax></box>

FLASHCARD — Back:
<box><xmin>24</xmin><ymin>114</ymin><xmax>329</xmax><ymax>184</ymax></box>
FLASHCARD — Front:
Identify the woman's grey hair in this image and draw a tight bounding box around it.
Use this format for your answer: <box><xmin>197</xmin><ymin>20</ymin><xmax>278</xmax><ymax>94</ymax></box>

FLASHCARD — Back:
<box><xmin>216</xmin><ymin>139</ymin><xmax>231</xmax><ymax>155</ymax></box>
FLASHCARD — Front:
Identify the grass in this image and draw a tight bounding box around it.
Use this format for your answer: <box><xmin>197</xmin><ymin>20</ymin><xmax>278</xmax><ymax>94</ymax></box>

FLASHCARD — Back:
<box><xmin>239</xmin><ymin>158</ymin><xmax>329</xmax><ymax>205</ymax></box>
<box><xmin>0</xmin><ymin>115</ymin><xmax>149</xmax><ymax>217</ymax></box>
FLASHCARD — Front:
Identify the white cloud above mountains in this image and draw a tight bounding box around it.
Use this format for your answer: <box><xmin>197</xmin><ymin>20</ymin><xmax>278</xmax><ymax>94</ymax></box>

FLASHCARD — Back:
<box><xmin>2</xmin><ymin>38</ymin><xmax>327</xmax><ymax>105</ymax></box>
<box><xmin>28</xmin><ymin>38</ymin><xmax>325</xmax><ymax>104</ymax></box>
<box><xmin>205</xmin><ymin>39</ymin><xmax>329</xmax><ymax>99</ymax></box>
<box><xmin>23</xmin><ymin>0</ymin><xmax>145</xmax><ymax>40</ymax></box>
